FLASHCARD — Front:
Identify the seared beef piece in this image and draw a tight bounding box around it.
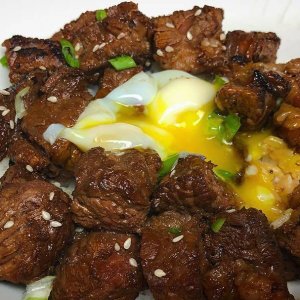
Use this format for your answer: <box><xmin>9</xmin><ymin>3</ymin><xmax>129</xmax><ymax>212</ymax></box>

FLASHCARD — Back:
<box><xmin>225</xmin><ymin>30</ymin><xmax>280</xmax><ymax>64</ymax></box>
<box><xmin>2</xmin><ymin>35</ymin><xmax>65</xmax><ymax>83</ymax></box>
<box><xmin>140</xmin><ymin>211</ymin><xmax>203</xmax><ymax>300</ymax></box>
<box><xmin>289</xmin><ymin>184</ymin><xmax>300</xmax><ymax>209</ymax></box>
<box><xmin>72</xmin><ymin>147</ymin><xmax>161</xmax><ymax>232</ymax></box>
<box><xmin>274</xmin><ymin>103</ymin><xmax>300</xmax><ymax>148</ymax></box>
<box><xmin>199</xmin><ymin>208</ymin><xmax>293</xmax><ymax>300</ymax></box>
<box><xmin>0</xmin><ymin>179</ymin><xmax>73</xmax><ymax>284</ymax></box>
<box><xmin>152</xmin><ymin>155</ymin><xmax>237</xmax><ymax>214</ymax></box>
<box><xmin>21</xmin><ymin>68</ymin><xmax>92</xmax><ymax>170</ymax></box>
<box><xmin>52</xmin><ymin>2</ymin><xmax>152</xmax><ymax>72</ymax></box>
<box><xmin>51</xmin><ymin>232</ymin><xmax>144</xmax><ymax>300</ymax></box>
<box><xmin>153</xmin><ymin>5</ymin><xmax>225</xmax><ymax>74</ymax></box>
<box><xmin>96</xmin><ymin>66</ymin><xmax>143</xmax><ymax>98</ymax></box>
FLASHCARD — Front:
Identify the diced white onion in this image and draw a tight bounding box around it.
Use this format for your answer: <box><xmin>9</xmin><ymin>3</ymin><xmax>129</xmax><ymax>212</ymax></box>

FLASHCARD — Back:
<box><xmin>43</xmin><ymin>124</ymin><xmax>66</xmax><ymax>145</ymax></box>
<box><xmin>15</xmin><ymin>87</ymin><xmax>30</xmax><ymax>121</ymax></box>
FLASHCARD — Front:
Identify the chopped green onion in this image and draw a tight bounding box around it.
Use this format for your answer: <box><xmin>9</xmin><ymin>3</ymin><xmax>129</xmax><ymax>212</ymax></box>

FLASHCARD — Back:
<box><xmin>222</xmin><ymin>114</ymin><xmax>241</xmax><ymax>144</ymax></box>
<box><xmin>211</xmin><ymin>218</ymin><xmax>226</xmax><ymax>233</ymax></box>
<box><xmin>108</xmin><ymin>56</ymin><xmax>137</xmax><ymax>71</ymax></box>
<box><xmin>213</xmin><ymin>75</ymin><xmax>227</xmax><ymax>90</ymax></box>
<box><xmin>96</xmin><ymin>9</ymin><xmax>107</xmax><ymax>21</ymax></box>
<box><xmin>0</xmin><ymin>55</ymin><xmax>8</xmax><ymax>67</ymax></box>
<box><xmin>60</xmin><ymin>39</ymin><xmax>79</xmax><ymax>68</ymax></box>
<box><xmin>23</xmin><ymin>276</ymin><xmax>55</xmax><ymax>300</ymax></box>
<box><xmin>213</xmin><ymin>168</ymin><xmax>235</xmax><ymax>182</ymax></box>
<box><xmin>158</xmin><ymin>153</ymin><xmax>179</xmax><ymax>179</ymax></box>
<box><xmin>168</xmin><ymin>226</ymin><xmax>182</xmax><ymax>235</ymax></box>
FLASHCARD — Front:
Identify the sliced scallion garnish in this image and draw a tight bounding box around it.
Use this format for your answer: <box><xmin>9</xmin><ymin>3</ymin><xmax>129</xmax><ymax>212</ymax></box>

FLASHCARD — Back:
<box><xmin>222</xmin><ymin>114</ymin><xmax>241</xmax><ymax>144</ymax></box>
<box><xmin>213</xmin><ymin>168</ymin><xmax>235</xmax><ymax>182</ymax></box>
<box><xmin>96</xmin><ymin>9</ymin><xmax>107</xmax><ymax>21</ymax></box>
<box><xmin>211</xmin><ymin>218</ymin><xmax>226</xmax><ymax>233</ymax></box>
<box><xmin>23</xmin><ymin>276</ymin><xmax>55</xmax><ymax>300</ymax></box>
<box><xmin>168</xmin><ymin>226</ymin><xmax>182</xmax><ymax>235</ymax></box>
<box><xmin>108</xmin><ymin>56</ymin><xmax>137</xmax><ymax>71</ymax></box>
<box><xmin>60</xmin><ymin>39</ymin><xmax>79</xmax><ymax>68</ymax></box>
<box><xmin>0</xmin><ymin>55</ymin><xmax>8</xmax><ymax>67</ymax></box>
<box><xmin>158</xmin><ymin>153</ymin><xmax>179</xmax><ymax>179</ymax></box>
<box><xmin>213</xmin><ymin>75</ymin><xmax>227</xmax><ymax>90</ymax></box>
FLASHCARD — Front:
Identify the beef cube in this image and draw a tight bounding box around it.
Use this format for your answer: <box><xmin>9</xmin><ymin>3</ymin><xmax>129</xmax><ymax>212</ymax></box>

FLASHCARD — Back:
<box><xmin>140</xmin><ymin>211</ymin><xmax>203</xmax><ymax>300</ymax></box>
<box><xmin>51</xmin><ymin>232</ymin><xmax>144</xmax><ymax>300</ymax></box>
<box><xmin>152</xmin><ymin>155</ymin><xmax>237</xmax><ymax>214</ymax></box>
<box><xmin>72</xmin><ymin>147</ymin><xmax>161</xmax><ymax>232</ymax></box>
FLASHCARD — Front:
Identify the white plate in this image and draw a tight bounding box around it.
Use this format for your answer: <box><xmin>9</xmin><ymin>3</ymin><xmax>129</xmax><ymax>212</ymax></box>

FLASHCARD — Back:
<box><xmin>0</xmin><ymin>0</ymin><xmax>300</xmax><ymax>299</ymax></box>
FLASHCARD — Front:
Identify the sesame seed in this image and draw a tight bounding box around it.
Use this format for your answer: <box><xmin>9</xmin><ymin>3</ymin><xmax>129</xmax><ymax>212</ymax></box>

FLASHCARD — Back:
<box><xmin>0</xmin><ymin>106</ymin><xmax>6</xmax><ymax>110</ymax></box>
<box><xmin>49</xmin><ymin>192</ymin><xmax>55</xmax><ymax>201</ymax></box>
<box><xmin>226</xmin><ymin>208</ymin><xmax>236</xmax><ymax>213</ymax></box>
<box><xmin>0</xmin><ymin>89</ymin><xmax>10</xmax><ymax>96</ymax></box>
<box><xmin>114</xmin><ymin>242</ymin><xmax>121</xmax><ymax>251</ymax></box>
<box><xmin>124</xmin><ymin>237</ymin><xmax>132</xmax><ymax>250</ymax></box>
<box><xmin>74</xmin><ymin>43</ymin><xmax>82</xmax><ymax>52</ymax></box>
<box><xmin>222</xmin><ymin>45</ymin><xmax>227</xmax><ymax>51</ymax></box>
<box><xmin>129</xmin><ymin>258</ymin><xmax>138</xmax><ymax>267</ymax></box>
<box><xmin>75</xmin><ymin>54</ymin><xmax>79</xmax><ymax>59</ymax></box>
<box><xmin>39</xmin><ymin>66</ymin><xmax>46</xmax><ymax>71</ymax></box>
<box><xmin>93</xmin><ymin>44</ymin><xmax>100</xmax><ymax>52</ymax></box>
<box><xmin>145</xmin><ymin>60</ymin><xmax>151</xmax><ymax>67</ymax></box>
<box><xmin>4</xmin><ymin>220</ymin><xmax>14</xmax><ymax>229</ymax></box>
<box><xmin>47</xmin><ymin>96</ymin><xmax>58</xmax><ymax>103</ymax></box>
<box><xmin>75</xmin><ymin>227</ymin><xmax>84</xmax><ymax>233</ymax></box>
<box><xmin>201</xmin><ymin>38</ymin><xmax>210</xmax><ymax>47</ymax></box>
<box><xmin>156</xmin><ymin>49</ymin><xmax>164</xmax><ymax>57</ymax></box>
<box><xmin>220</xmin><ymin>33</ymin><xmax>226</xmax><ymax>41</ymax></box>
<box><xmin>9</xmin><ymin>120</ymin><xmax>14</xmax><ymax>129</ymax></box>
<box><xmin>245</xmin><ymin>165</ymin><xmax>258</xmax><ymax>176</ymax></box>
<box><xmin>165</xmin><ymin>46</ymin><xmax>174</xmax><ymax>53</ymax></box>
<box><xmin>26</xmin><ymin>165</ymin><xmax>33</xmax><ymax>172</ymax></box>
<box><xmin>245</xmin><ymin>154</ymin><xmax>252</xmax><ymax>162</ymax></box>
<box><xmin>172</xmin><ymin>235</ymin><xmax>184</xmax><ymax>243</ymax></box>
<box><xmin>194</xmin><ymin>9</ymin><xmax>202</xmax><ymax>16</ymax></box>
<box><xmin>2</xmin><ymin>109</ymin><xmax>10</xmax><ymax>116</ymax></box>
<box><xmin>42</xmin><ymin>210</ymin><xmax>51</xmax><ymax>221</ymax></box>
<box><xmin>210</xmin><ymin>39</ymin><xmax>219</xmax><ymax>48</ymax></box>
<box><xmin>50</xmin><ymin>221</ymin><xmax>62</xmax><ymax>228</ymax></box>
<box><xmin>117</xmin><ymin>33</ymin><xmax>126</xmax><ymax>40</ymax></box>
<box><xmin>13</xmin><ymin>46</ymin><xmax>22</xmax><ymax>52</ymax></box>
<box><xmin>187</xmin><ymin>31</ymin><xmax>193</xmax><ymax>41</ymax></box>
<box><xmin>166</xmin><ymin>22</ymin><xmax>175</xmax><ymax>28</ymax></box>
<box><xmin>154</xmin><ymin>269</ymin><xmax>166</xmax><ymax>277</ymax></box>
<box><xmin>99</xmin><ymin>43</ymin><xmax>106</xmax><ymax>49</ymax></box>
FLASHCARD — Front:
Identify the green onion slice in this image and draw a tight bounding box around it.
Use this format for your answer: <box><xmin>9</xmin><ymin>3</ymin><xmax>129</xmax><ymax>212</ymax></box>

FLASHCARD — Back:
<box><xmin>168</xmin><ymin>226</ymin><xmax>182</xmax><ymax>235</ymax></box>
<box><xmin>23</xmin><ymin>276</ymin><xmax>55</xmax><ymax>300</ymax></box>
<box><xmin>213</xmin><ymin>168</ymin><xmax>235</xmax><ymax>182</ymax></box>
<box><xmin>96</xmin><ymin>9</ymin><xmax>107</xmax><ymax>21</ymax></box>
<box><xmin>213</xmin><ymin>75</ymin><xmax>227</xmax><ymax>90</ymax></box>
<box><xmin>60</xmin><ymin>39</ymin><xmax>79</xmax><ymax>68</ymax></box>
<box><xmin>158</xmin><ymin>153</ymin><xmax>179</xmax><ymax>179</ymax></box>
<box><xmin>222</xmin><ymin>114</ymin><xmax>241</xmax><ymax>144</ymax></box>
<box><xmin>108</xmin><ymin>56</ymin><xmax>137</xmax><ymax>71</ymax></box>
<box><xmin>0</xmin><ymin>55</ymin><xmax>8</xmax><ymax>67</ymax></box>
<box><xmin>211</xmin><ymin>218</ymin><xmax>226</xmax><ymax>233</ymax></box>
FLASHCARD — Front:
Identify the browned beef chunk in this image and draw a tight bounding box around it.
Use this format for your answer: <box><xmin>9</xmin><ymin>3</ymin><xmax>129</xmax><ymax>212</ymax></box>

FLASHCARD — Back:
<box><xmin>153</xmin><ymin>5</ymin><xmax>225</xmax><ymax>74</ymax></box>
<box><xmin>199</xmin><ymin>208</ymin><xmax>293</xmax><ymax>300</ymax></box>
<box><xmin>72</xmin><ymin>147</ymin><xmax>161</xmax><ymax>232</ymax></box>
<box><xmin>140</xmin><ymin>211</ymin><xmax>203</xmax><ymax>300</ymax></box>
<box><xmin>52</xmin><ymin>2</ymin><xmax>152</xmax><ymax>72</ymax></box>
<box><xmin>2</xmin><ymin>35</ymin><xmax>65</xmax><ymax>83</ymax></box>
<box><xmin>225</xmin><ymin>31</ymin><xmax>280</xmax><ymax>64</ymax></box>
<box><xmin>152</xmin><ymin>155</ymin><xmax>237</xmax><ymax>215</ymax></box>
<box><xmin>96</xmin><ymin>66</ymin><xmax>143</xmax><ymax>98</ymax></box>
<box><xmin>0</xmin><ymin>179</ymin><xmax>73</xmax><ymax>284</ymax></box>
<box><xmin>51</xmin><ymin>232</ymin><xmax>144</xmax><ymax>300</ymax></box>
<box><xmin>21</xmin><ymin>68</ymin><xmax>92</xmax><ymax>171</ymax></box>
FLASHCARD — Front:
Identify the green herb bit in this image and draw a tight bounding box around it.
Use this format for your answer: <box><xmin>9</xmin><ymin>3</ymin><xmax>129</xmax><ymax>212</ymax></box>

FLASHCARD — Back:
<box><xmin>158</xmin><ymin>153</ymin><xmax>179</xmax><ymax>179</ymax></box>
<box><xmin>96</xmin><ymin>9</ymin><xmax>107</xmax><ymax>21</ymax></box>
<box><xmin>108</xmin><ymin>56</ymin><xmax>137</xmax><ymax>71</ymax></box>
<box><xmin>0</xmin><ymin>55</ymin><xmax>8</xmax><ymax>67</ymax></box>
<box><xmin>60</xmin><ymin>39</ymin><xmax>79</xmax><ymax>68</ymax></box>
<box><xmin>213</xmin><ymin>75</ymin><xmax>227</xmax><ymax>90</ymax></box>
<box><xmin>221</xmin><ymin>114</ymin><xmax>241</xmax><ymax>144</ymax></box>
<box><xmin>211</xmin><ymin>218</ymin><xmax>226</xmax><ymax>233</ymax></box>
<box><xmin>168</xmin><ymin>226</ymin><xmax>182</xmax><ymax>235</ymax></box>
<box><xmin>213</xmin><ymin>168</ymin><xmax>235</xmax><ymax>182</ymax></box>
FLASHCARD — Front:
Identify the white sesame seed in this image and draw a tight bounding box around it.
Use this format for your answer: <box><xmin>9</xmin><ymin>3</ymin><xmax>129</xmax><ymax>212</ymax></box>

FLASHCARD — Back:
<box><xmin>4</xmin><ymin>220</ymin><xmax>14</xmax><ymax>229</ymax></box>
<box><xmin>0</xmin><ymin>106</ymin><xmax>6</xmax><ymax>110</ymax></box>
<box><xmin>93</xmin><ymin>44</ymin><xmax>100</xmax><ymax>52</ymax></box>
<box><xmin>166</xmin><ymin>22</ymin><xmax>175</xmax><ymax>28</ymax></box>
<box><xmin>39</xmin><ymin>66</ymin><xmax>46</xmax><ymax>71</ymax></box>
<box><xmin>201</xmin><ymin>38</ymin><xmax>210</xmax><ymax>47</ymax></box>
<box><xmin>42</xmin><ymin>210</ymin><xmax>51</xmax><ymax>221</ymax></box>
<box><xmin>117</xmin><ymin>33</ymin><xmax>126</xmax><ymax>40</ymax></box>
<box><xmin>156</xmin><ymin>49</ymin><xmax>164</xmax><ymax>57</ymax></box>
<box><xmin>74</xmin><ymin>43</ymin><xmax>82</xmax><ymax>52</ymax></box>
<box><xmin>13</xmin><ymin>46</ymin><xmax>22</xmax><ymax>52</ymax></box>
<box><xmin>50</xmin><ymin>221</ymin><xmax>62</xmax><ymax>228</ymax></box>
<box><xmin>2</xmin><ymin>109</ymin><xmax>10</xmax><ymax>116</ymax></box>
<box><xmin>114</xmin><ymin>242</ymin><xmax>121</xmax><ymax>251</ymax></box>
<box><xmin>75</xmin><ymin>54</ymin><xmax>79</xmax><ymax>59</ymax></box>
<box><xmin>26</xmin><ymin>165</ymin><xmax>33</xmax><ymax>172</ymax></box>
<box><xmin>245</xmin><ymin>165</ymin><xmax>258</xmax><ymax>176</ymax></box>
<box><xmin>194</xmin><ymin>9</ymin><xmax>202</xmax><ymax>16</ymax></box>
<box><xmin>222</xmin><ymin>45</ymin><xmax>227</xmax><ymax>51</ymax></box>
<box><xmin>99</xmin><ymin>43</ymin><xmax>106</xmax><ymax>49</ymax></box>
<box><xmin>124</xmin><ymin>237</ymin><xmax>132</xmax><ymax>250</ymax></box>
<box><xmin>154</xmin><ymin>269</ymin><xmax>166</xmax><ymax>277</ymax></box>
<box><xmin>226</xmin><ymin>208</ymin><xmax>236</xmax><ymax>213</ymax></box>
<box><xmin>9</xmin><ymin>120</ymin><xmax>14</xmax><ymax>129</ymax></box>
<box><xmin>165</xmin><ymin>46</ymin><xmax>174</xmax><ymax>53</ymax></box>
<box><xmin>145</xmin><ymin>60</ymin><xmax>151</xmax><ymax>67</ymax></box>
<box><xmin>245</xmin><ymin>154</ymin><xmax>252</xmax><ymax>162</ymax></box>
<box><xmin>220</xmin><ymin>33</ymin><xmax>226</xmax><ymax>41</ymax></box>
<box><xmin>0</xmin><ymin>89</ymin><xmax>10</xmax><ymax>96</ymax></box>
<box><xmin>172</xmin><ymin>235</ymin><xmax>184</xmax><ymax>243</ymax></box>
<box><xmin>187</xmin><ymin>31</ymin><xmax>193</xmax><ymax>41</ymax></box>
<box><xmin>47</xmin><ymin>96</ymin><xmax>58</xmax><ymax>103</ymax></box>
<box><xmin>129</xmin><ymin>258</ymin><xmax>138</xmax><ymax>267</ymax></box>
<box><xmin>75</xmin><ymin>226</ymin><xmax>84</xmax><ymax>233</ymax></box>
<box><xmin>49</xmin><ymin>192</ymin><xmax>55</xmax><ymax>201</ymax></box>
